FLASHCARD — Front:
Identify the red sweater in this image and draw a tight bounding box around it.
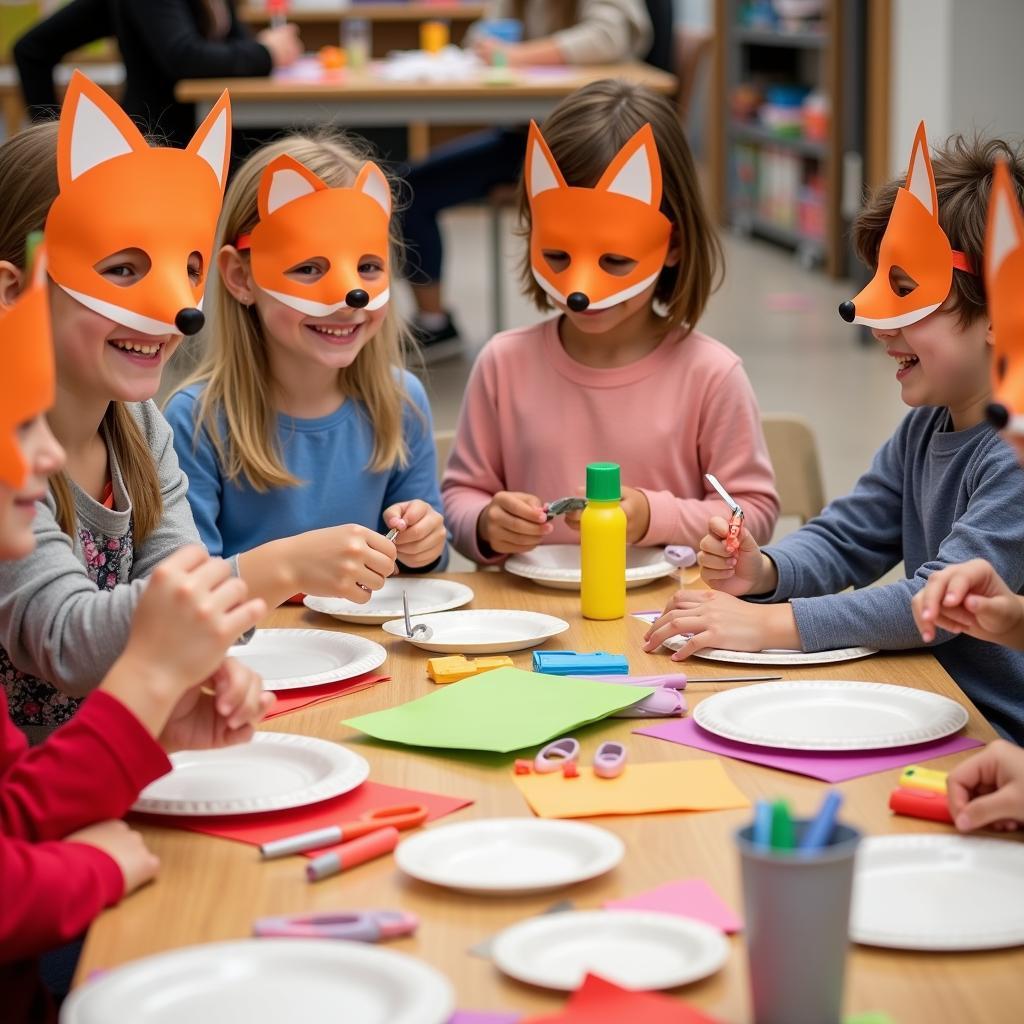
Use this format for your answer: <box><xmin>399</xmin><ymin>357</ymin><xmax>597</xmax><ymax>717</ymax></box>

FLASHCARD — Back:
<box><xmin>0</xmin><ymin>689</ymin><xmax>169</xmax><ymax>1020</ymax></box>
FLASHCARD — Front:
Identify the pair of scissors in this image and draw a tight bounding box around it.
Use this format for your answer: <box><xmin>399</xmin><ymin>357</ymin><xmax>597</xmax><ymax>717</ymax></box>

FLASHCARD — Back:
<box><xmin>545</xmin><ymin>496</ymin><xmax>587</xmax><ymax>521</ymax></box>
<box><xmin>705</xmin><ymin>473</ymin><xmax>744</xmax><ymax>554</ymax></box>
<box><xmin>357</xmin><ymin>527</ymin><xmax>401</xmax><ymax>593</ymax></box>
<box><xmin>253</xmin><ymin>909</ymin><xmax>419</xmax><ymax>943</ymax></box>
<box><xmin>403</xmin><ymin>590</ymin><xmax>433</xmax><ymax>640</ymax></box>
<box><xmin>259</xmin><ymin>803</ymin><xmax>429</xmax><ymax>860</ymax></box>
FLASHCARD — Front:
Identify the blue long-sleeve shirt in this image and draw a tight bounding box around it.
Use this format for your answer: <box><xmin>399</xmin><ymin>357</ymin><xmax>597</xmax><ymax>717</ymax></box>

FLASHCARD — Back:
<box><xmin>164</xmin><ymin>373</ymin><xmax>448</xmax><ymax>570</ymax></box>
<box><xmin>750</xmin><ymin>406</ymin><xmax>1024</xmax><ymax>743</ymax></box>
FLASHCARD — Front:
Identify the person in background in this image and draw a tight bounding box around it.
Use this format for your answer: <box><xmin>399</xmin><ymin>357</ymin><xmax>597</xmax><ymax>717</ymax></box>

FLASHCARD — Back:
<box><xmin>14</xmin><ymin>0</ymin><xmax>301</xmax><ymax>147</ymax></box>
<box><xmin>402</xmin><ymin>0</ymin><xmax>655</xmax><ymax>359</ymax></box>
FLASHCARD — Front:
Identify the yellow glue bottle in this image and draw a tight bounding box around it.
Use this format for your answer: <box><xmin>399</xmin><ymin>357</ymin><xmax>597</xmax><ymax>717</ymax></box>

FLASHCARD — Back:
<box><xmin>580</xmin><ymin>462</ymin><xmax>627</xmax><ymax>620</ymax></box>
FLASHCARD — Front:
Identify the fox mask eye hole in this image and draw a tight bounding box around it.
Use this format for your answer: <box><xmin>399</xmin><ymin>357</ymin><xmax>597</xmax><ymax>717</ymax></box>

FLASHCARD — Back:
<box><xmin>998</xmin><ymin>355</ymin><xmax>1009</xmax><ymax>381</ymax></box>
<box><xmin>599</xmin><ymin>254</ymin><xmax>639</xmax><ymax>276</ymax></box>
<box><xmin>542</xmin><ymin>250</ymin><xmax>570</xmax><ymax>273</ymax></box>
<box><xmin>889</xmin><ymin>265</ymin><xmax>919</xmax><ymax>299</ymax></box>
<box><xmin>284</xmin><ymin>257</ymin><xmax>330</xmax><ymax>283</ymax></box>
<box><xmin>94</xmin><ymin>248</ymin><xmax>152</xmax><ymax>286</ymax></box>
<box><xmin>187</xmin><ymin>252</ymin><xmax>203</xmax><ymax>284</ymax></box>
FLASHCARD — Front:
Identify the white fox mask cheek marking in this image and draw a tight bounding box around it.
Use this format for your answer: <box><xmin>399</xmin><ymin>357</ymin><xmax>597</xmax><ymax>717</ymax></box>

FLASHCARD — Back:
<box><xmin>985</xmin><ymin>159</ymin><xmax>1024</xmax><ymax>435</ymax></box>
<box><xmin>839</xmin><ymin>121</ymin><xmax>974</xmax><ymax>332</ymax></box>
<box><xmin>44</xmin><ymin>71</ymin><xmax>231</xmax><ymax>336</ymax></box>
<box><xmin>525</xmin><ymin>121</ymin><xmax>672</xmax><ymax>312</ymax></box>
<box><xmin>242</xmin><ymin>155</ymin><xmax>392</xmax><ymax>317</ymax></box>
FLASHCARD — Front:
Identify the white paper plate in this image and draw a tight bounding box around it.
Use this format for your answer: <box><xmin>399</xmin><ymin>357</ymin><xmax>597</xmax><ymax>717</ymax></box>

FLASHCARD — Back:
<box><xmin>505</xmin><ymin>544</ymin><xmax>675</xmax><ymax>590</ymax></box>
<box><xmin>396</xmin><ymin>818</ymin><xmax>624</xmax><ymax>895</ymax></box>
<box><xmin>693</xmin><ymin>680</ymin><xmax>968</xmax><ymax>751</ymax></box>
<box><xmin>304</xmin><ymin>578</ymin><xmax>474</xmax><ymax>624</ymax></box>
<box><xmin>59</xmin><ymin>939</ymin><xmax>454</xmax><ymax>1024</ymax></box>
<box><xmin>851</xmin><ymin>835</ymin><xmax>1024</xmax><ymax>950</ymax></box>
<box><xmin>381</xmin><ymin>609</ymin><xmax>569</xmax><ymax>654</ymax></box>
<box><xmin>228</xmin><ymin>628</ymin><xmax>386</xmax><ymax>691</ymax></box>
<box><xmin>492</xmin><ymin>910</ymin><xmax>729</xmax><ymax>991</ymax></box>
<box><xmin>663</xmin><ymin>637</ymin><xmax>878</xmax><ymax>665</ymax></box>
<box><xmin>133</xmin><ymin>732</ymin><xmax>369</xmax><ymax>816</ymax></box>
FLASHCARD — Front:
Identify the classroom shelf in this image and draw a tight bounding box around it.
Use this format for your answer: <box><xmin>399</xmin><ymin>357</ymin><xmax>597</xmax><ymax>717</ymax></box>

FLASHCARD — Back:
<box><xmin>730</xmin><ymin>119</ymin><xmax>827</xmax><ymax>158</ymax></box>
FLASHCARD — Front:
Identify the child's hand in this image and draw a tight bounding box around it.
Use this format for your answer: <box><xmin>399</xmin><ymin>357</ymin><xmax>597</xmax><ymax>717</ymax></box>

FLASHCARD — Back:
<box><xmin>560</xmin><ymin>486</ymin><xmax>649</xmax><ymax>543</ymax></box>
<box><xmin>120</xmin><ymin>546</ymin><xmax>266</xmax><ymax>695</ymax></box>
<box><xmin>947</xmin><ymin>740</ymin><xmax>1024</xmax><ymax>832</ymax></box>
<box><xmin>477</xmin><ymin>491</ymin><xmax>552</xmax><ymax>554</ymax></box>
<box><xmin>911</xmin><ymin>560</ymin><xmax>1024</xmax><ymax>644</ymax></box>
<box><xmin>289</xmin><ymin>525</ymin><xmax>397</xmax><ymax>602</ymax></box>
<box><xmin>384</xmin><ymin>500</ymin><xmax>447</xmax><ymax>568</ymax></box>
<box><xmin>65</xmin><ymin>820</ymin><xmax>160</xmax><ymax>897</ymax></box>
<box><xmin>642</xmin><ymin>589</ymin><xmax>799</xmax><ymax>660</ymax></box>
<box><xmin>699</xmin><ymin>516</ymin><xmax>775</xmax><ymax>596</ymax></box>
<box><xmin>159</xmin><ymin>658</ymin><xmax>275</xmax><ymax>754</ymax></box>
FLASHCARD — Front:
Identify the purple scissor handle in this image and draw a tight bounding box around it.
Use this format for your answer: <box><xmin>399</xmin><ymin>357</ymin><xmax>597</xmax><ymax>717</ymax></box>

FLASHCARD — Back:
<box><xmin>252</xmin><ymin>910</ymin><xmax>419</xmax><ymax>943</ymax></box>
<box><xmin>534</xmin><ymin>737</ymin><xmax>580</xmax><ymax>773</ymax></box>
<box><xmin>664</xmin><ymin>545</ymin><xmax>697</xmax><ymax>568</ymax></box>
<box><xmin>594</xmin><ymin>742</ymin><xmax>627</xmax><ymax>779</ymax></box>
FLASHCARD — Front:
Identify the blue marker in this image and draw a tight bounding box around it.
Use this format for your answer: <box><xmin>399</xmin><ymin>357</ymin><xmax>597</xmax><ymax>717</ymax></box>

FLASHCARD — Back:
<box><xmin>753</xmin><ymin>800</ymin><xmax>773</xmax><ymax>850</ymax></box>
<box><xmin>799</xmin><ymin>791</ymin><xmax>844</xmax><ymax>852</ymax></box>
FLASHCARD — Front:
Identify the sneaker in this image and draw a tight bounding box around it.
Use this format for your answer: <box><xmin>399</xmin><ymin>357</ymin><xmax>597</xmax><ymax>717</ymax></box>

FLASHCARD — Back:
<box><xmin>412</xmin><ymin>312</ymin><xmax>463</xmax><ymax>364</ymax></box>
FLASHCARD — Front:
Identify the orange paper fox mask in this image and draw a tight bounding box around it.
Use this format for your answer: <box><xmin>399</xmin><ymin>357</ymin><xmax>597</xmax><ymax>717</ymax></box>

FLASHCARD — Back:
<box><xmin>44</xmin><ymin>71</ymin><xmax>231</xmax><ymax>337</ymax></box>
<box><xmin>237</xmin><ymin>154</ymin><xmax>392</xmax><ymax>316</ymax></box>
<box><xmin>839</xmin><ymin>122</ymin><xmax>974</xmax><ymax>331</ymax></box>
<box><xmin>0</xmin><ymin>249</ymin><xmax>56</xmax><ymax>488</ymax></box>
<box><xmin>525</xmin><ymin>120</ymin><xmax>672</xmax><ymax>312</ymax></box>
<box><xmin>984</xmin><ymin>160</ymin><xmax>1024</xmax><ymax>435</ymax></box>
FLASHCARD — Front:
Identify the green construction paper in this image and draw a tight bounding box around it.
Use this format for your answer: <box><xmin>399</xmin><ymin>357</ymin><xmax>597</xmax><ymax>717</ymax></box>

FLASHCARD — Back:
<box><xmin>343</xmin><ymin>667</ymin><xmax>654</xmax><ymax>753</ymax></box>
<box><xmin>845</xmin><ymin>1015</ymin><xmax>897</xmax><ymax>1024</ymax></box>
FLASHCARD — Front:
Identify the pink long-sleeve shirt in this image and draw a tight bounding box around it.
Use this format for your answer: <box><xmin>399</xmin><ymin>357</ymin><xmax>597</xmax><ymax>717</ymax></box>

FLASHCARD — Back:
<box><xmin>442</xmin><ymin>318</ymin><xmax>780</xmax><ymax>564</ymax></box>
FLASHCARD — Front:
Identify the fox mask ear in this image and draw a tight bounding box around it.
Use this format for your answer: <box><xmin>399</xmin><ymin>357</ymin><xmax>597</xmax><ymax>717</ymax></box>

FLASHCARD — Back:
<box><xmin>905</xmin><ymin>120</ymin><xmax>939</xmax><ymax>218</ymax></box>
<box><xmin>597</xmin><ymin>124</ymin><xmax>663</xmax><ymax>209</ymax></box>
<box><xmin>986</xmin><ymin>159</ymin><xmax>1024</xmax><ymax>286</ymax></box>
<box><xmin>525</xmin><ymin>120</ymin><xmax>567</xmax><ymax>201</ymax></box>
<box><xmin>187</xmin><ymin>89</ymin><xmax>232</xmax><ymax>194</ymax></box>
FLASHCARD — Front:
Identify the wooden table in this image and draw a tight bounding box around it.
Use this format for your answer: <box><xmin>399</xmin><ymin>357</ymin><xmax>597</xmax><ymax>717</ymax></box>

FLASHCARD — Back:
<box><xmin>74</xmin><ymin>573</ymin><xmax>1022</xmax><ymax>1022</ymax></box>
<box><xmin>177</xmin><ymin>62</ymin><xmax>677</xmax><ymax>158</ymax></box>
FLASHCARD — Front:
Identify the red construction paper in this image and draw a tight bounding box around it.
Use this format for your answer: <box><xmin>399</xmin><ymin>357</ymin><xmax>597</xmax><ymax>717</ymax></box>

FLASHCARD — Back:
<box><xmin>134</xmin><ymin>780</ymin><xmax>473</xmax><ymax>859</ymax></box>
<box><xmin>523</xmin><ymin>974</ymin><xmax>724</xmax><ymax>1024</ymax></box>
<box><xmin>263</xmin><ymin>672</ymin><xmax>389</xmax><ymax>720</ymax></box>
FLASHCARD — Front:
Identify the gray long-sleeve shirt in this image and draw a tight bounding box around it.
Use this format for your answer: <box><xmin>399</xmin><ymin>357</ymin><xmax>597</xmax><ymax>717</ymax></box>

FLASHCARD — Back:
<box><xmin>750</xmin><ymin>406</ymin><xmax>1024</xmax><ymax>743</ymax></box>
<box><xmin>0</xmin><ymin>401</ymin><xmax>202</xmax><ymax>737</ymax></box>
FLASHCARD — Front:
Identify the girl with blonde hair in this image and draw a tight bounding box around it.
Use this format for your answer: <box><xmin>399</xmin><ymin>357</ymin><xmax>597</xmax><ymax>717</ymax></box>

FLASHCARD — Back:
<box><xmin>166</xmin><ymin>132</ymin><xmax>447</xmax><ymax>582</ymax></box>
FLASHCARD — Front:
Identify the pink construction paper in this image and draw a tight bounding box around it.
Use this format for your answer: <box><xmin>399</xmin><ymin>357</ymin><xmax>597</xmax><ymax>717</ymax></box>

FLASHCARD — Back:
<box><xmin>603</xmin><ymin>878</ymin><xmax>742</xmax><ymax>933</ymax></box>
<box><xmin>635</xmin><ymin>717</ymin><xmax>983</xmax><ymax>782</ymax></box>
<box><xmin>449</xmin><ymin>1015</ymin><xmax>521</xmax><ymax>1024</ymax></box>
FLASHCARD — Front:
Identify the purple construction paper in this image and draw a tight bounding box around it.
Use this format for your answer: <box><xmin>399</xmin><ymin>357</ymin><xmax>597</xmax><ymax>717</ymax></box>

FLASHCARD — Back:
<box><xmin>449</xmin><ymin>1014</ymin><xmax>521</xmax><ymax>1024</ymax></box>
<box><xmin>634</xmin><ymin>717</ymin><xmax>984</xmax><ymax>782</ymax></box>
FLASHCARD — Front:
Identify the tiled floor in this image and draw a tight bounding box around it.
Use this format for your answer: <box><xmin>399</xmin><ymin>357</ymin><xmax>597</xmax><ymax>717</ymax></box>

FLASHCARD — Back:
<box><xmin>405</xmin><ymin>205</ymin><xmax>907</xmax><ymax>505</ymax></box>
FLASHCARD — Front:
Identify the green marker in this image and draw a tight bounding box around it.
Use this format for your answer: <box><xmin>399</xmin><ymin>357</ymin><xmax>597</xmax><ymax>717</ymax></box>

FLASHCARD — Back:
<box><xmin>770</xmin><ymin>799</ymin><xmax>795</xmax><ymax>851</ymax></box>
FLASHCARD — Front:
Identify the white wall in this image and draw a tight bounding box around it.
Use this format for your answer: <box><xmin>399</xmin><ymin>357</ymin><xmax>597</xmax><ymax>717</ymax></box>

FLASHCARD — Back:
<box><xmin>890</xmin><ymin>0</ymin><xmax>1024</xmax><ymax>175</ymax></box>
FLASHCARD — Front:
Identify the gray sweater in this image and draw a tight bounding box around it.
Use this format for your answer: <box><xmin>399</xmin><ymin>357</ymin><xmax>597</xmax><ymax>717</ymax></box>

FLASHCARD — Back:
<box><xmin>0</xmin><ymin>401</ymin><xmax>201</xmax><ymax>736</ymax></box>
<box><xmin>751</xmin><ymin>406</ymin><xmax>1024</xmax><ymax>743</ymax></box>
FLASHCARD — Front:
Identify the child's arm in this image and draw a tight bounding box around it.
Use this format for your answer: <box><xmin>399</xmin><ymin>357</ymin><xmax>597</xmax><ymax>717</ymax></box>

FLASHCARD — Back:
<box><xmin>380</xmin><ymin>375</ymin><xmax>449</xmax><ymax>571</ymax></box>
<box><xmin>912</xmin><ymin>560</ymin><xmax>1024</xmax><ymax>647</ymax></box>
<box><xmin>633</xmin><ymin>364</ymin><xmax>780</xmax><ymax>548</ymax></box>
<box><xmin>0</xmin><ymin>827</ymin><xmax>156</xmax><ymax>963</ymax></box>
<box><xmin>947</xmin><ymin>740</ymin><xmax>1024</xmax><ymax>832</ymax></box>
<box><xmin>441</xmin><ymin>347</ymin><xmax>551</xmax><ymax>563</ymax></box>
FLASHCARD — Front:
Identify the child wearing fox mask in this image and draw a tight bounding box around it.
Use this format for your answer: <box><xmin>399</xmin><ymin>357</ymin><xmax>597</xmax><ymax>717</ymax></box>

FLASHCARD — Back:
<box><xmin>0</xmin><ymin>74</ymin><xmax>394</xmax><ymax>738</ymax></box>
<box><xmin>646</xmin><ymin>128</ymin><xmax>1024</xmax><ymax>744</ymax></box>
<box><xmin>164</xmin><ymin>133</ymin><xmax>448</xmax><ymax>577</ymax></box>
<box><xmin>0</xmin><ymin>250</ymin><xmax>272</xmax><ymax>1020</ymax></box>
<box><xmin>442</xmin><ymin>80</ymin><xmax>779</xmax><ymax>563</ymax></box>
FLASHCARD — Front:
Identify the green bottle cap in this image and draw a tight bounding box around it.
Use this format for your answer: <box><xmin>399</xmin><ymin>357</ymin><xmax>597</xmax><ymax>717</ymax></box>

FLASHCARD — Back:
<box><xmin>586</xmin><ymin>462</ymin><xmax>621</xmax><ymax>502</ymax></box>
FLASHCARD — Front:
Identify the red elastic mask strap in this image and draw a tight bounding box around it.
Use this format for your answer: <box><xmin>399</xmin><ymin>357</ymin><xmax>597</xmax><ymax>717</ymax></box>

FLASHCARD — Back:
<box><xmin>951</xmin><ymin>250</ymin><xmax>976</xmax><ymax>275</ymax></box>
<box><xmin>235</xmin><ymin>233</ymin><xmax>253</xmax><ymax>251</ymax></box>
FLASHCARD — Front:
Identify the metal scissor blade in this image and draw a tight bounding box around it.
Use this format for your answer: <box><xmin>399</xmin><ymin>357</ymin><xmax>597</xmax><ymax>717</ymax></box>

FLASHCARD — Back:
<box><xmin>705</xmin><ymin>473</ymin><xmax>741</xmax><ymax>513</ymax></box>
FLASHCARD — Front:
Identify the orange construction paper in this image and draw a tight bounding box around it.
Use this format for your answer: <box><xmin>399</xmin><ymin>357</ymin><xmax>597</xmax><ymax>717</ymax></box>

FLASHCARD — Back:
<box><xmin>45</xmin><ymin>71</ymin><xmax>230</xmax><ymax>336</ymax></box>
<box><xmin>985</xmin><ymin>159</ymin><xmax>1024</xmax><ymax>434</ymax></box>
<box><xmin>523</xmin><ymin>973</ymin><xmax>724</xmax><ymax>1024</ymax></box>
<box><xmin>513</xmin><ymin>759</ymin><xmax>749</xmax><ymax>819</ymax></box>
<box><xmin>525</xmin><ymin>121</ymin><xmax>671</xmax><ymax>312</ymax></box>
<box><xmin>841</xmin><ymin>122</ymin><xmax>954</xmax><ymax>330</ymax></box>
<box><xmin>134</xmin><ymin>779</ymin><xmax>472</xmax><ymax>859</ymax></box>
<box><xmin>243</xmin><ymin>153</ymin><xmax>392</xmax><ymax>316</ymax></box>
<box><xmin>0</xmin><ymin>249</ymin><xmax>55</xmax><ymax>488</ymax></box>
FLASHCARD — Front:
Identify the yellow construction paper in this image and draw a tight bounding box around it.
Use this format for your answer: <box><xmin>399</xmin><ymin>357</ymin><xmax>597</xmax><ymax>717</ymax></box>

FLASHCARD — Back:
<box><xmin>513</xmin><ymin>760</ymin><xmax>750</xmax><ymax>819</ymax></box>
